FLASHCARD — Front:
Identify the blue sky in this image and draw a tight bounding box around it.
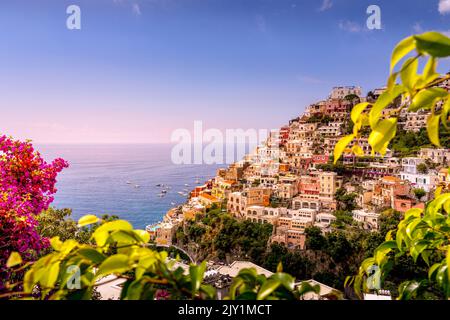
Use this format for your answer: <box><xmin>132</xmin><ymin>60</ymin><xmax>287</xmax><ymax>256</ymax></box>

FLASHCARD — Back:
<box><xmin>1</xmin><ymin>0</ymin><xmax>450</xmax><ymax>143</ymax></box>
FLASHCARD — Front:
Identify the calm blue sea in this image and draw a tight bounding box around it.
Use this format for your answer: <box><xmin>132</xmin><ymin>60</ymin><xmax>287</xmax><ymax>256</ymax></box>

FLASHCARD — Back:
<box><xmin>37</xmin><ymin>144</ymin><xmax>222</xmax><ymax>229</ymax></box>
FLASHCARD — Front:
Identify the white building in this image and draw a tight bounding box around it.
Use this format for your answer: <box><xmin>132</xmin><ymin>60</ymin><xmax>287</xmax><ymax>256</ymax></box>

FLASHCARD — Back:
<box><xmin>330</xmin><ymin>86</ymin><xmax>362</xmax><ymax>100</ymax></box>
<box><xmin>352</xmin><ymin>210</ymin><xmax>380</xmax><ymax>230</ymax></box>
<box><xmin>399</xmin><ymin>157</ymin><xmax>437</xmax><ymax>192</ymax></box>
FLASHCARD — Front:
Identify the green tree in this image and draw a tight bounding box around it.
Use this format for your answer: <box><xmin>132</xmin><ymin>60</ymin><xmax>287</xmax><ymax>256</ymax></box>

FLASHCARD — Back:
<box><xmin>334</xmin><ymin>31</ymin><xmax>450</xmax><ymax>300</ymax></box>
<box><xmin>412</xmin><ymin>188</ymin><xmax>426</xmax><ymax>201</ymax></box>
<box><xmin>305</xmin><ymin>227</ymin><xmax>327</xmax><ymax>250</ymax></box>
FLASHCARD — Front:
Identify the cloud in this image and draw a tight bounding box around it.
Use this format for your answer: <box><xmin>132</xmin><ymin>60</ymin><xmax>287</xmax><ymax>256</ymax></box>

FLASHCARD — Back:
<box><xmin>412</xmin><ymin>22</ymin><xmax>423</xmax><ymax>33</ymax></box>
<box><xmin>132</xmin><ymin>3</ymin><xmax>141</xmax><ymax>15</ymax></box>
<box><xmin>439</xmin><ymin>0</ymin><xmax>450</xmax><ymax>14</ymax></box>
<box><xmin>296</xmin><ymin>75</ymin><xmax>324</xmax><ymax>84</ymax></box>
<box><xmin>338</xmin><ymin>20</ymin><xmax>362</xmax><ymax>33</ymax></box>
<box><xmin>319</xmin><ymin>0</ymin><xmax>333</xmax><ymax>12</ymax></box>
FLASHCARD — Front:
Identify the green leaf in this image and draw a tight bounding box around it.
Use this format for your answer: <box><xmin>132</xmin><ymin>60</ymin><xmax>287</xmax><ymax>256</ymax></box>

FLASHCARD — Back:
<box><xmin>423</xmin><ymin>57</ymin><xmax>439</xmax><ymax>83</ymax></box>
<box><xmin>410</xmin><ymin>240</ymin><xmax>429</xmax><ymax>263</ymax></box>
<box><xmin>50</xmin><ymin>237</ymin><xmax>63</xmax><ymax>251</ymax></box>
<box><xmin>297</xmin><ymin>281</ymin><xmax>320</xmax><ymax>297</ymax></box>
<box><xmin>228</xmin><ymin>278</ymin><xmax>244</xmax><ymax>300</ymax></box>
<box><xmin>93</xmin><ymin>220</ymin><xmax>133</xmax><ymax>247</ymax></box>
<box><xmin>429</xmin><ymin>263</ymin><xmax>441</xmax><ymax>280</ymax></box>
<box><xmin>368</xmin><ymin>118</ymin><xmax>398</xmax><ymax>155</ymax></box>
<box><xmin>41</xmin><ymin>261</ymin><xmax>61</xmax><ymax>289</ymax></box>
<box><xmin>352</xmin><ymin>145</ymin><xmax>364</xmax><ymax>156</ymax></box>
<box><xmin>350</xmin><ymin>102</ymin><xmax>370</xmax><ymax>124</ymax></box>
<box><xmin>409</xmin><ymin>88</ymin><xmax>448</xmax><ymax>112</ymax></box>
<box><xmin>427</xmin><ymin>114</ymin><xmax>441</xmax><ymax>147</ymax></box>
<box><xmin>77</xmin><ymin>214</ymin><xmax>99</xmax><ymax>227</ymax></box>
<box><xmin>333</xmin><ymin>134</ymin><xmax>354</xmax><ymax>164</ymax></box>
<box><xmin>96</xmin><ymin>254</ymin><xmax>130</xmax><ymax>279</ymax></box>
<box><xmin>6</xmin><ymin>252</ymin><xmax>23</xmax><ymax>268</ymax></box>
<box><xmin>369</xmin><ymin>85</ymin><xmax>405</xmax><ymax>129</ymax></box>
<box><xmin>189</xmin><ymin>261</ymin><xmax>207</xmax><ymax>295</ymax></box>
<box><xmin>134</xmin><ymin>230</ymin><xmax>150</xmax><ymax>243</ymax></box>
<box><xmin>390</xmin><ymin>36</ymin><xmax>415</xmax><ymax>72</ymax></box>
<box><xmin>77</xmin><ymin>248</ymin><xmax>107</xmax><ymax>264</ymax></box>
<box><xmin>414</xmin><ymin>32</ymin><xmax>450</xmax><ymax>58</ymax></box>
<box><xmin>400</xmin><ymin>57</ymin><xmax>419</xmax><ymax>91</ymax></box>
<box><xmin>447</xmin><ymin>247</ymin><xmax>450</xmax><ymax>281</ymax></box>
<box><xmin>256</xmin><ymin>279</ymin><xmax>280</xmax><ymax>300</ymax></box>
<box><xmin>276</xmin><ymin>262</ymin><xmax>283</xmax><ymax>273</ymax></box>
<box><xmin>270</xmin><ymin>272</ymin><xmax>295</xmax><ymax>291</ymax></box>
<box><xmin>398</xmin><ymin>281</ymin><xmax>421</xmax><ymax>300</ymax></box>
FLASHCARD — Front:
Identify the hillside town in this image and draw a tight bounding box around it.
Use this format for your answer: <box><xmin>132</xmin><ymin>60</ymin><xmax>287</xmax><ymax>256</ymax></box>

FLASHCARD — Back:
<box><xmin>146</xmin><ymin>83</ymin><xmax>450</xmax><ymax>255</ymax></box>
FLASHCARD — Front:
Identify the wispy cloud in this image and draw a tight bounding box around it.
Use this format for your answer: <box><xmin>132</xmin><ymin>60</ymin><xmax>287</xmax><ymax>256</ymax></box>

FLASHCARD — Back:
<box><xmin>439</xmin><ymin>0</ymin><xmax>450</xmax><ymax>15</ymax></box>
<box><xmin>338</xmin><ymin>20</ymin><xmax>362</xmax><ymax>33</ymax></box>
<box><xmin>296</xmin><ymin>75</ymin><xmax>324</xmax><ymax>84</ymax></box>
<box><xmin>412</xmin><ymin>22</ymin><xmax>423</xmax><ymax>33</ymax></box>
<box><xmin>132</xmin><ymin>3</ymin><xmax>141</xmax><ymax>15</ymax></box>
<box><xmin>319</xmin><ymin>0</ymin><xmax>333</xmax><ymax>12</ymax></box>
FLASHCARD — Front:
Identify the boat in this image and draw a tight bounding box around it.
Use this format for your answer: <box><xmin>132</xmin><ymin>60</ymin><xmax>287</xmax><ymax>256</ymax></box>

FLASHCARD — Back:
<box><xmin>195</xmin><ymin>179</ymin><xmax>200</xmax><ymax>184</ymax></box>
<box><xmin>184</xmin><ymin>183</ymin><xmax>189</xmax><ymax>186</ymax></box>
<box><xmin>158</xmin><ymin>193</ymin><xmax>165</xmax><ymax>197</ymax></box>
<box><xmin>126</xmin><ymin>181</ymin><xmax>132</xmax><ymax>184</ymax></box>
<box><xmin>177</xmin><ymin>191</ymin><xmax>184</xmax><ymax>195</ymax></box>
<box><xmin>161</xmin><ymin>190</ymin><xmax>167</xmax><ymax>193</ymax></box>
<box><xmin>135</xmin><ymin>185</ymin><xmax>140</xmax><ymax>188</ymax></box>
<box><xmin>156</xmin><ymin>184</ymin><xmax>162</xmax><ymax>187</ymax></box>
<box><xmin>170</xmin><ymin>202</ymin><xmax>176</xmax><ymax>206</ymax></box>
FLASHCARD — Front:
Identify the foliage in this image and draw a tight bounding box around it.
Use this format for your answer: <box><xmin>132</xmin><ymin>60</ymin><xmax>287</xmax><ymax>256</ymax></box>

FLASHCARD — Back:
<box><xmin>416</xmin><ymin>163</ymin><xmax>429</xmax><ymax>174</ymax></box>
<box><xmin>412</xmin><ymin>188</ymin><xmax>427</xmax><ymax>201</ymax></box>
<box><xmin>307</xmin><ymin>114</ymin><xmax>333</xmax><ymax>124</ymax></box>
<box><xmin>3</xmin><ymin>215</ymin><xmax>319</xmax><ymax>300</ymax></box>
<box><xmin>37</xmin><ymin>208</ymin><xmax>119</xmax><ymax>255</ymax></box>
<box><xmin>335</xmin><ymin>188</ymin><xmax>358</xmax><ymax>211</ymax></box>
<box><xmin>334</xmin><ymin>32</ymin><xmax>450</xmax><ymax>300</ymax></box>
<box><xmin>348</xmin><ymin>194</ymin><xmax>450</xmax><ymax>299</ymax></box>
<box><xmin>0</xmin><ymin>136</ymin><xmax>68</xmax><ymax>292</ymax></box>
<box><xmin>334</xmin><ymin>31</ymin><xmax>450</xmax><ymax>163</ymax></box>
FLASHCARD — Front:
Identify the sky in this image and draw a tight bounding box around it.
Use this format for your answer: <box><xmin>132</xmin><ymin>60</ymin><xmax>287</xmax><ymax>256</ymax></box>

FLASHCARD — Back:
<box><xmin>1</xmin><ymin>0</ymin><xmax>450</xmax><ymax>144</ymax></box>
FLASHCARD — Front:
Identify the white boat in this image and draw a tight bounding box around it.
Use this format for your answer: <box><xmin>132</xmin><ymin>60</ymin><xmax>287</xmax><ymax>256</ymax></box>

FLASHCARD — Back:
<box><xmin>126</xmin><ymin>181</ymin><xmax>132</xmax><ymax>184</ymax></box>
<box><xmin>135</xmin><ymin>185</ymin><xmax>140</xmax><ymax>188</ymax></box>
<box><xmin>171</xmin><ymin>202</ymin><xmax>176</xmax><ymax>206</ymax></box>
<box><xmin>158</xmin><ymin>193</ymin><xmax>165</xmax><ymax>197</ymax></box>
<box><xmin>184</xmin><ymin>183</ymin><xmax>189</xmax><ymax>186</ymax></box>
<box><xmin>177</xmin><ymin>191</ymin><xmax>184</xmax><ymax>195</ymax></box>
<box><xmin>161</xmin><ymin>190</ymin><xmax>167</xmax><ymax>193</ymax></box>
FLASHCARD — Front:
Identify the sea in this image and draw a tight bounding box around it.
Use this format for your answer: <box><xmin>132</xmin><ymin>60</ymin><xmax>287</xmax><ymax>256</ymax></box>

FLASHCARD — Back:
<box><xmin>37</xmin><ymin>144</ymin><xmax>224</xmax><ymax>229</ymax></box>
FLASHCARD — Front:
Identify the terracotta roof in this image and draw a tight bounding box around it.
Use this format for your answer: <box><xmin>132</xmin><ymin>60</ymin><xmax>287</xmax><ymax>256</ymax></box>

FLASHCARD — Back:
<box><xmin>382</xmin><ymin>176</ymin><xmax>401</xmax><ymax>182</ymax></box>
<box><xmin>199</xmin><ymin>193</ymin><xmax>220</xmax><ymax>202</ymax></box>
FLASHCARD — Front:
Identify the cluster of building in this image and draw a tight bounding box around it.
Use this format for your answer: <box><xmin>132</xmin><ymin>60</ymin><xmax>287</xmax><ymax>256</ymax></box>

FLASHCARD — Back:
<box><xmin>147</xmin><ymin>85</ymin><xmax>450</xmax><ymax>252</ymax></box>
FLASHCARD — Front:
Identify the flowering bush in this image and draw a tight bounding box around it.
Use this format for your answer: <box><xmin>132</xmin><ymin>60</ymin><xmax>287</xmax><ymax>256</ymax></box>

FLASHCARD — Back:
<box><xmin>0</xmin><ymin>135</ymin><xmax>68</xmax><ymax>291</ymax></box>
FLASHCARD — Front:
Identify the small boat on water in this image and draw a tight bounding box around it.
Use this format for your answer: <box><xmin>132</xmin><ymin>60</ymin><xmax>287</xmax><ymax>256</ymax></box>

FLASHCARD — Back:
<box><xmin>161</xmin><ymin>190</ymin><xmax>167</xmax><ymax>193</ymax></box>
<box><xmin>184</xmin><ymin>183</ymin><xmax>189</xmax><ymax>186</ymax></box>
<box><xmin>171</xmin><ymin>202</ymin><xmax>176</xmax><ymax>206</ymax></box>
<box><xmin>135</xmin><ymin>185</ymin><xmax>140</xmax><ymax>188</ymax></box>
<box><xmin>158</xmin><ymin>193</ymin><xmax>165</xmax><ymax>197</ymax></box>
<box><xmin>177</xmin><ymin>191</ymin><xmax>184</xmax><ymax>195</ymax></box>
<box><xmin>195</xmin><ymin>179</ymin><xmax>200</xmax><ymax>184</ymax></box>
<box><xmin>126</xmin><ymin>181</ymin><xmax>132</xmax><ymax>184</ymax></box>
<box><xmin>156</xmin><ymin>184</ymin><xmax>162</xmax><ymax>187</ymax></box>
